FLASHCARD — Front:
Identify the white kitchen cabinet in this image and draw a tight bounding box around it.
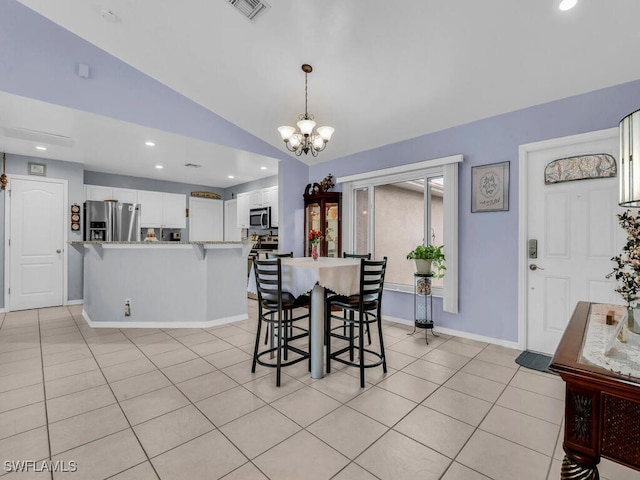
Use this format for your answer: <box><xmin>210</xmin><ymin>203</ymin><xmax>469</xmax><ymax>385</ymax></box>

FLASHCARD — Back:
<box><xmin>265</xmin><ymin>186</ymin><xmax>278</xmax><ymax>227</ymax></box>
<box><xmin>249</xmin><ymin>191</ymin><xmax>263</xmax><ymax>209</ymax></box>
<box><xmin>137</xmin><ymin>190</ymin><xmax>164</xmax><ymax>227</ymax></box>
<box><xmin>84</xmin><ymin>185</ymin><xmax>114</xmax><ymax>201</ymax></box>
<box><xmin>189</xmin><ymin>197</ymin><xmax>223</xmax><ymax>241</ymax></box>
<box><xmin>224</xmin><ymin>199</ymin><xmax>242</xmax><ymax>241</ymax></box>
<box><xmin>237</xmin><ymin>192</ymin><xmax>250</xmax><ymax>228</ymax></box>
<box><xmin>138</xmin><ymin>191</ymin><xmax>186</xmax><ymax>228</ymax></box>
<box><xmin>85</xmin><ymin>185</ymin><xmax>137</xmax><ymax>203</ymax></box>
<box><xmin>163</xmin><ymin>193</ymin><xmax>186</xmax><ymax>228</ymax></box>
<box><xmin>236</xmin><ymin>187</ymin><xmax>278</xmax><ymax>228</ymax></box>
<box><xmin>112</xmin><ymin>187</ymin><xmax>138</xmax><ymax>204</ymax></box>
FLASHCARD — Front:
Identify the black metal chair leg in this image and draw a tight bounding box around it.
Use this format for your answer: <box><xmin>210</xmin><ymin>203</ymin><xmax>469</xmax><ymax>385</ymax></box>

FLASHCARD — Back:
<box><xmin>359</xmin><ymin>312</ymin><xmax>365</xmax><ymax>388</ymax></box>
<box><xmin>325</xmin><ymin>301</ymin><xmax>332</xmax><ymax>373</ymax></box>
<box><xmin>283</xmin><ymin>310</ymin><xmax>289</xmax><ymax>362</ymax></box>
<box><xmin>349</xmin><ymin>320</ymin><xmax>355</xmax><ymax>362</ymax></box>
<box><xmin>276</xmin><ymin>313</ymin><xmax>282</xmax><ymax>387</ymax></box>
<box><xmin>377</xmin><ymin>311</ymin><xmax>387</xmax><ymax>372</ymax></box>
<box><xmin>252</xmin><ymin>306</ymin><xmax>263</xmax><ymax>373</ymax></box>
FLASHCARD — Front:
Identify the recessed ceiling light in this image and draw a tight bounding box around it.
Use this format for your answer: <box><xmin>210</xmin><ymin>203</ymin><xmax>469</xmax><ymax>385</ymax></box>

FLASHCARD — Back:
<box><xmin>145</xmin><ymin>141</ymin><xmax>156</xmax><ymax>147</ymax></box>
<box><xmin>35</xmin><ymin>146</ymin><xmax>47</xmax><ymax>151</ymax></box>
<box><xmin>228</xmin><ymin>175</ymin><xmax>235</xmax><ymax>179</ymax></box>
<box><xmin>559</xmin><ymin>0</ymin><xmax>577</xmax><ymax>11</ymax></box>
<box><xmin>260</xmin><ymin>166</ymin><xmax>267</xmax><ymax>170</ymax></box>
<box><xmin>155</xmin><ymin>164</ymin><xmax>164</xmax><ymax>169</ymax></box>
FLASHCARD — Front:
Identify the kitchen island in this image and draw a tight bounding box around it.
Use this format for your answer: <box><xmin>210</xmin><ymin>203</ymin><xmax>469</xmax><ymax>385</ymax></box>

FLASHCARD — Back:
<box><xmin>71</xmin><ymin>241</ymin><xmax>252</xmax><ymax>328</ymax></box>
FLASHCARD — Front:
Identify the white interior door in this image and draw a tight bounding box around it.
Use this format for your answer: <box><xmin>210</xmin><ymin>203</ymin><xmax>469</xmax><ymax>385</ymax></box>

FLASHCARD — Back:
<box><xmin>8</xmin><ymin>176</ymin><xmax>66</xmax><ymax>311</ymax></box>
<box><xmin>523</xmin><ymin>129</ymin><xmax>622</xmax><ymax>354</ymax></box>
<box><xmin>189</xmin><ymin>197</ymin><xmax>223</xmax><ymax>241</ymax></box>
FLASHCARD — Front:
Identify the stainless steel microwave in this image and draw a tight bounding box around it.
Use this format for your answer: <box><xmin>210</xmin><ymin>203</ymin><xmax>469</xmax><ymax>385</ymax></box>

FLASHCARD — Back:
<box><xmin>249</xmin><ymin>207</ymin><xmax>271</xmax><ymax>229</ymax></box>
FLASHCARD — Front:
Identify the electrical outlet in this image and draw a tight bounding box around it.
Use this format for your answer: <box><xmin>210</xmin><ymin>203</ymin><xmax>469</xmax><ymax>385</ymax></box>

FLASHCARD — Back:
<box><xmin>125</xmin><ymin>298</ymin><xmax>131</xmax><ymax>317</ymax></box>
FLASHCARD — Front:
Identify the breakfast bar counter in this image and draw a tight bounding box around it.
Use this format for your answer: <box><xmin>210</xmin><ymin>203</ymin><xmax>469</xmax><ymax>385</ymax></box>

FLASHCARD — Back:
<box><xmin>71</xmin><ymin>241</ymin><xmax>252</xmax><ymax>328</ymax></box>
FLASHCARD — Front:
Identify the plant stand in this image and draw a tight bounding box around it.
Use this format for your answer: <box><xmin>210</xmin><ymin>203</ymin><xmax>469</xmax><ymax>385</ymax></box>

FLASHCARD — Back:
<box><xmin>409</xmin><ymin>273</ymin><xmax>437</xmax><ymax>343</ymax></box>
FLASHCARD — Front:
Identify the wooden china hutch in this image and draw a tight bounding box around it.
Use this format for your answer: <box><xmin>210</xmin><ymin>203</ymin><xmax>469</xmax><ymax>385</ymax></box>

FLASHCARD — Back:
<box><xmin>303</xmin><ymin>183</ymin><xmax>341</xmax><ymax>258</ymax></box>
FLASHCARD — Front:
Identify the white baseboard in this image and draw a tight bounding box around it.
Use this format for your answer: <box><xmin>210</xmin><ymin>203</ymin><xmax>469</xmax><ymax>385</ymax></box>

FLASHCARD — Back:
<box><xmin>66</xmin><ymin>299</ymin><xmax>84</xmax><ymax>306</ymax></box>
<box><xmin>383</xmin><ymin>315</ymin><xmax>520</xmax><ymax>350</ymax></box>
<box><xmin>81</xmin><ymin>309</ymin><xmax>247</xmax><ymax>329</ymax></box>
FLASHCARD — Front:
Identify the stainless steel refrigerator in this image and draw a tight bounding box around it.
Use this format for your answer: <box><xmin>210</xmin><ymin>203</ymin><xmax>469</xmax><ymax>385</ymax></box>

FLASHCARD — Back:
<box><xmin>84</xmin><ymin>200</ymin><xmax>141</xmax><ymax>241</ymax></box>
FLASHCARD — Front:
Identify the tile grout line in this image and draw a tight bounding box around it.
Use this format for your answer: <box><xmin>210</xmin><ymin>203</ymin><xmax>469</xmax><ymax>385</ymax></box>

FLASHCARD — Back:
<box><xmin>114</xmin><ymin>325</ymin><xmax>262</xmax><ymax>476</ymax></box>
<box><xmin>440</xmin><ymin>343</ymin><xmax>557</xmax><ymax>478</ymax></box>
<box><xmin>69</xmin><ymin>316</ymin><xmax>163</xmax><ymax>480</ymax></box>
<box><xmin>36</xmin><ymin>309</ymin><xmax>54</xmax><ymax>480</ymax></box>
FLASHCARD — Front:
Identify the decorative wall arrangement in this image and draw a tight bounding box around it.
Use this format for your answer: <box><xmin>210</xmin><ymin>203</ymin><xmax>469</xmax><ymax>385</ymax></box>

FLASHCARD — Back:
<box><xmin>471</xmin><ymin>161</ymin><xmax>510</xmax><ymax>212</ymax></box>
<box><xmin>70</xmin><ymin>204</ymin><xmax>81</xmax><ymax>232</ymax></box>
<box><xmin>190</xmin><ymin>191</ymin><xmax>221</xmax><ymax>199</ymax></box>
<box><xmin>544</xmin><ymin>153</ymin><xmax>616</xmax><ymax>185</ymax></box>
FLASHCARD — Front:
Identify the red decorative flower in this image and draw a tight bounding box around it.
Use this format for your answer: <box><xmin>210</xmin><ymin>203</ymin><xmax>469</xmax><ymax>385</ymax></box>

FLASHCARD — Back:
<box><xmin>308</xmin><ymin>229</ymin><xmax>323</xmax><ymax>244</ymax></box>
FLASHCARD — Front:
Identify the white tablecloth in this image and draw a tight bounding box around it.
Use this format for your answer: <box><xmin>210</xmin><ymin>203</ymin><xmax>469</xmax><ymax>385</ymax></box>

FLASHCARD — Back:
<box><xmin>248</xmin><ymin>257</ymin><xmax>361</xmax><ymax>298</ymax></box>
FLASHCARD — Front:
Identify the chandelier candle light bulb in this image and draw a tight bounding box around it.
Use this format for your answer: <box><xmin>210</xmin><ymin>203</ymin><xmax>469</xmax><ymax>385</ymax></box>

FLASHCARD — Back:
<box><xmin>278</xmin><ymin>64</ymin><xmax>334</xmax><ymax>157</ymax></box>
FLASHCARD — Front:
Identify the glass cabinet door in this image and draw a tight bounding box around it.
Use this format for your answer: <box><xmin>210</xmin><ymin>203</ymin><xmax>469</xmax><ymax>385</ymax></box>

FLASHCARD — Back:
<box><xmin>303</xmin><ymin>190</ymin><xmax>341</xmax><ymax>258</ymax></box>
<box><xmin>325</xmin><ymin>202</ymin><xmax>339</xmax><ymax>257</ymax></box>
<box><xmin>305</xmin><ymin>202</ymin><xmax>321</xmax><ymax>254</ymax></box>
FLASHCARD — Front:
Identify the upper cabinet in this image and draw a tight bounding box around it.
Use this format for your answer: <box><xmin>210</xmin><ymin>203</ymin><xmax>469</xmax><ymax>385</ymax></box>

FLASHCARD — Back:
<box><xmin>137</xmin><ymin>190</ymin><xmax>163</xmax><ymax>227</ymax></box>
<box><xmin>112</xmin><ymin>188</ymin><xmax>138</xmax><ymax>204</ymax></box>
<box><xmin>265</xmin><ymin>186</ymin><xmax>278</xmax><ymax>227</ymax></box>
<box><xmin>237</xmin><ymin>186</ymin><xmax>278</xmax><ymax>228</ymax></box>
<box><xmin>85</xmin><ymin>185</ymin><xmax>115</xmax><ymax>201</ymax></box>
<box><xmin>127</xmin><ymin>189</ymin><xmax>186</xmax><ymax>229</ymax></box>
<box><xmin>84</xmin><ymin>185</ymin><xmax>186</xmax><ymax>229</ymax></box>
<box><xmin>162</xmin><ymin>193</ymin><xmax>187</xmax><ymax>228</ymax></box>
<box><xmin>236</xmin><ymin>192</ymin><xmax>251</xmax><ymax>228</ymax></box>
<box><xmin>85</xmin><ymin>185</ymin><xmax>138</xmax><ymax>203</ymax></box>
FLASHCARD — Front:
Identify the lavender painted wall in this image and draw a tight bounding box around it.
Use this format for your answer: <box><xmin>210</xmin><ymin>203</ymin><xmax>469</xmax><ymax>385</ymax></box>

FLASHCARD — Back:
<box><xmin>310</xmin><ymin>79</ymin><xmax>640</xmax><ymax>343</ymax></box>
<box><xmin>0</xmin><ymin>1</ymin><xmax>289</xmax><ymax>160</ymax></box>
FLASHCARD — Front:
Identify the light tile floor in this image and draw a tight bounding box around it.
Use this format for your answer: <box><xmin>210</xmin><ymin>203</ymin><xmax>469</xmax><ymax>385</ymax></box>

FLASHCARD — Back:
<box><xmin>0</xmin><ymin>303</ymin><xmax>639</xmax><ymax>480</ymax></box>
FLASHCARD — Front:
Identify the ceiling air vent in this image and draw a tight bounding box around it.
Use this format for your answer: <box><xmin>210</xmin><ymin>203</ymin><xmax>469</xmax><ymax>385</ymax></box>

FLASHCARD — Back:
<box><xmin>184</xmin><ymin>163</ymin><xmax>202</xmax><ymax>168</ymax></box>
<box><xmin>227</xmin><ymin>0</ymin><xmax>269</xmax><ymax>21</ymax></box>
<box><xmin>0</xmin><ymin>127</ymin><xmax>74</xmax><ymax>147</ymax></box>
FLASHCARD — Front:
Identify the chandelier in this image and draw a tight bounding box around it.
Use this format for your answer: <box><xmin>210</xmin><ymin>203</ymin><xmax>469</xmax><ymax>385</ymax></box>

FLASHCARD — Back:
<box><xmin>278</xmin><ymin>64</ymin><xmax>334</xmax><ymax>157</ymax></box>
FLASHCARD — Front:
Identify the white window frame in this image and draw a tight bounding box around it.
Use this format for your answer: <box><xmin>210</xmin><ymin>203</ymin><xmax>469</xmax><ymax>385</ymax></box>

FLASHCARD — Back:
<box><xmin>338</xmin><ymin>154</ymin><xmax>461</xmax><ymax>313</ymax></box>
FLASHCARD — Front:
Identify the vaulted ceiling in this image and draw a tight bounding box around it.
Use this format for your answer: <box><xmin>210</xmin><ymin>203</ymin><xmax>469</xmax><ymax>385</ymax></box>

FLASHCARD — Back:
<box><xmin>3</xmin><ymin>1</ymin><xmax>640</xmax><ymax>187</ymax></box>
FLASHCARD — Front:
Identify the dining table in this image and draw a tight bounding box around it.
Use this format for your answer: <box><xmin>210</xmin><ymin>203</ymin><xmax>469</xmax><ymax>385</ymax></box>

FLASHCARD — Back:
<box><xmin>247</xmin><ymin>256</ymin><xmax>361</xmax><ymax>378</ymax></box>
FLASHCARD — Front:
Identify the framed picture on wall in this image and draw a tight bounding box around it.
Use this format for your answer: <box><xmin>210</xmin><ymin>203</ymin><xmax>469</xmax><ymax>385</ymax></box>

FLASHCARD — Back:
<box><xmin>471</xmin><ymin>161</ymin><xmax>509</xmax><ymax>212</ymax></box>
<box><xmin>28</xmin><ymin>162</ymin><xmax>47</xmax><ymax>176</ymax></box>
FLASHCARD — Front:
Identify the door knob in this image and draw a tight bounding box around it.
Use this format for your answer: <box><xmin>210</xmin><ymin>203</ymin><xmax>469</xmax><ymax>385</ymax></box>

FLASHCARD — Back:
<box><xmin>56</xmin><ymin>249</ymin><xmax>62</xmax><ymax>254</ymax></box>
<box><xmin>529</xmin><ymin>264</ymin><xmax>544</xmax><ymax>271</ymax></box>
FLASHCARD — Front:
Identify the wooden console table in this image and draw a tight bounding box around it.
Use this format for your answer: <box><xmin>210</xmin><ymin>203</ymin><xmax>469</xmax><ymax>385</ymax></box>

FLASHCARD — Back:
<box><xmin>550</xmin><ymin>302</ymin><xmax>640</xmax><ymax>479</ymax></box>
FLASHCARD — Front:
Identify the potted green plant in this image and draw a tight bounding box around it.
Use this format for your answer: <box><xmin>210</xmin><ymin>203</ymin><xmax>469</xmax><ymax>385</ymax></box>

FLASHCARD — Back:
<box><xmin>406</xmin><ymin>244</ymin><xmax>446</xmax><ymax>278</ymax></box>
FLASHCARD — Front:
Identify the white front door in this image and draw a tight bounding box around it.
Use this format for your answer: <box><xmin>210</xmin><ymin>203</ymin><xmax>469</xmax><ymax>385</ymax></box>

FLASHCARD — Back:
<box><xmin>7</xmin><ymin>176</ymin><xmax>66</xmax><ymax>311</ymax></box>
<box><xmin>521</xmin><ymin>129</ymin><xmax>622</xmax><ymax>354</ymax></box>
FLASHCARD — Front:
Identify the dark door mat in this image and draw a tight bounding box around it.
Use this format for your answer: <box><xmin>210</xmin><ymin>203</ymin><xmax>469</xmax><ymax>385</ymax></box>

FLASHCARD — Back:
<box><xmin>515</xmin><ymin>351</ymin><xmax>555</xmax><ymax>375</ymax></box>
